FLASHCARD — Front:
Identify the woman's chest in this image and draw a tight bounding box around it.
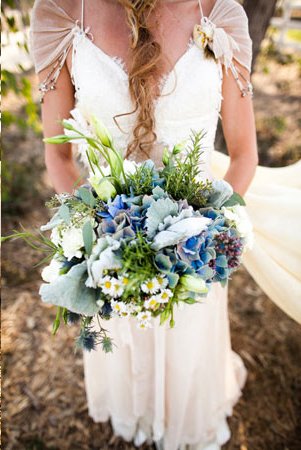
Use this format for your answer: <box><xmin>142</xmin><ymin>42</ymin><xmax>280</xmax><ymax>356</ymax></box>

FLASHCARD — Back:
<box><xmin>69</xmin><ymin>30</ymin><xmax>223</xmax><ymax>127</ymax></box>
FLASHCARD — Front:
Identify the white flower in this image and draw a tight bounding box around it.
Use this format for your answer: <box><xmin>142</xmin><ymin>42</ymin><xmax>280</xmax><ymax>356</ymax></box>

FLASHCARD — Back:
<box><xmin>63</xmin><ymin>107</ymin><xmax>92</xmax><ymax>144</ymax></box>
<box><xmin>222</xmin><ymin>205</ymin><xmax>254</xmax><ymax>250</ymax></box>
<box><xmin>136</xmin><ymin>310</ymin><xmax>153</xmax><ymax>329</ymax></box>
<box><xmin>110</xmin><ymin>300</ymin><xmax>130</xmax><ymax>317</ymax></box>
<box><xmin>41</xmin><ymin>258</ymin><xmax>63</xmax><ymax>283</ymax></box>
<box><xmin>61</xmin><ymin>227</ymin><xmax>84</xmax><ymax>260</ymax></box>
<box><xmin>50</xmin><ymin>227</ymin><xmax>62</xmax><ymax>246</ymax></box>
<box><xmin>141</xmin><ymin>277</ymin><xmax>160</xmax><ymax>294</ymax></box>
<box><xmin>155</xmin><ymin>288</ymin><xmax>173</xmax><ymax>304</ymax></box>
<box><xmin>85</xmin><ymin>237</ymin><xmax>122</xmax><ymax>288</ymax></box>
<box><xmin>136</xmin><ymin>320</ymin><xmax>153</xmax><ymax>330</ymax></box>
<box><xmin>123</xmin><ymin>159</ymin><xmax>139</xmax><ymax>175</ymax></box>
<box><xmin>144</xmin><ymin>296</ymin><xmax>159</xmax><ymax>310</ymax></box>
<box><xmin>99</xmin><ymin>276</ymin><xmax>124</xmax><ymax>298</ymax></box>
<box><xmin>96</xmin><ymin>299</ymin><xmax>105</xmax><ymax>308</ymax></box>
<box><xmin>118</xmin><ymin>274</ymin><xmax>130</xmax><ymax>287</ymax></box>
<box><xmin>157</xmin><ymin>275</ymin><xmax>169</xmax><ymax>289</ymax></box>
<box><xmin>111</xmin><ymin>280</ymin><xmax>125</xmax><ymax>298</ymax></box>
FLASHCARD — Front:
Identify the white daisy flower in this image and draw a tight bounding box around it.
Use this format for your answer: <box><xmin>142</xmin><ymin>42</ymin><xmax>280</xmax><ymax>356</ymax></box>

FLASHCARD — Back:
<box><xmin>144</xmin><ymin>296</ymin><xmax>159</xmax><ymax>310</ymax></box>
<box><xmin>118</xmin><ymin>274</ymin><xmax>130</xmax><ymax>287</ymax></box>
<box><xmin>137</xmin><ymin>310</ymin><xmax>152</xmax><ymax>322</ymax></box>
<box><xmin>111</xmin><ymin>300</ymin><xmax>123</xmax><ymax>314</ymax></box>
<box><xmin>111</xmin><ymin>280</ymin><xmax>124</xmax><ymax>298</ymax></box>
<box><xmin>157</xmin><ymin>275</ymin><xmax>169</xmax><ymax>289</ymax></box>
<box><xmin>155</xmin><ymin>288</ymin><xmax>173</xmax><ymax>304</ymax></box>
<box><xmin>136</xmin><ymin>320</ymin><xmax>153</xmax><ymax>330</ymax></box>
<box><xmin>119</xmin><ymin>303</ymin><xmax>130</xmax><ymax>317</ymax></box>
<box><xmin>99</xmin><ymin>275</ymin><xmax>116</xmax><ymax>296</ymax></box>
<box><xmin>141</xmin><ymin>277</ymin><xmax>160</xmax><ymax>294</ymax></box>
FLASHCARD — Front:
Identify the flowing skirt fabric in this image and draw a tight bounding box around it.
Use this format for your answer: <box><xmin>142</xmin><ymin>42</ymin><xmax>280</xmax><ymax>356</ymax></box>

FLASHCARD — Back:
<box><xmin>83</xmin><ymin>283</ymin><xmax>247</xmax><ymax>450</ymax></box>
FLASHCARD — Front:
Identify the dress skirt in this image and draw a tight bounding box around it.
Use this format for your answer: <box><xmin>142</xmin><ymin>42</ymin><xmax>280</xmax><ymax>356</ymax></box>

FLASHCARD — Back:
<box><xmin>82</xmin><ymin>282</ymin><xmax>248</xmax><ymax>450</ymax></box>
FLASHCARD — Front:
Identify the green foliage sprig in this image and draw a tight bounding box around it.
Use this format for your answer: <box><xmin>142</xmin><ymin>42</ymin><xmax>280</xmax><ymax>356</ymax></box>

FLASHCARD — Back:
<box><xmin>160</xmin><ymin>130</ymin><xmax>213</xmax><ymax>208</ymax></box>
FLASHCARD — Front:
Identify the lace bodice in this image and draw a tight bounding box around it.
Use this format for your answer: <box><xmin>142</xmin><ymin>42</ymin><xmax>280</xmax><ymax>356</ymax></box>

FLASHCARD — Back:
<box><xmin>71</xmin><ymin>25</ymin><xmax>223</xmax><ymax>174</ymax></box>
<box><xmin>30</xmin><ymin>0</ymin><xmax>253</xmax><ymax>176</ymax></box>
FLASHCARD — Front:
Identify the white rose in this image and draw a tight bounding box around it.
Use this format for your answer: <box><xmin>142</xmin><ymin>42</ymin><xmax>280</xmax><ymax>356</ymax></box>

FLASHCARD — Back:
<box><xmin>61</xmin><ymin>227</ymin><xmax>84</xmax><ymax>260</ymax></box>
<box><xmin>41</xmin><ymin>258</ymin><xmax>63</xmax><ymax>283</ymax></box>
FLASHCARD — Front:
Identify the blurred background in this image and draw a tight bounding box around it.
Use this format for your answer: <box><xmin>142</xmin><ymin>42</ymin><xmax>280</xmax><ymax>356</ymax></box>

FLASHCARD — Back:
<box><xmin>1</xmin><ymin>1</ymin><xmax>301</xmax><ymax>449</ymax></box>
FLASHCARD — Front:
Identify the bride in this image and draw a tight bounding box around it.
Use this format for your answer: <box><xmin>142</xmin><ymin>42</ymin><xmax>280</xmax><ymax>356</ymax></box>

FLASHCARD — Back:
<box><xmin>30</xmin><ymin>0</ymin><xmax>301</xmax><ymax>449</ymax></box>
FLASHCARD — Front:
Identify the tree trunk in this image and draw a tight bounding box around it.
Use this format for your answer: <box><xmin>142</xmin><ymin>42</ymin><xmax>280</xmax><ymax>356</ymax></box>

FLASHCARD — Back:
<box><xmin>215</xmin><ymin>0</ymin><xmax>277</xmax><ymax>152</ymax></box>
<box><xmin>243</xmin><ymin>0</ymin><xmax>278</xmax><ymax>70</ymax></box>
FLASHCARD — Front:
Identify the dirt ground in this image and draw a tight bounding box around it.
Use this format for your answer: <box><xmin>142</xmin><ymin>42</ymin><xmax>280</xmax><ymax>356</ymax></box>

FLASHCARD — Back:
<box><xmin>2</xmin><ymin>44</ymin><xmax>301</xmax><ymax>449</ymax></box>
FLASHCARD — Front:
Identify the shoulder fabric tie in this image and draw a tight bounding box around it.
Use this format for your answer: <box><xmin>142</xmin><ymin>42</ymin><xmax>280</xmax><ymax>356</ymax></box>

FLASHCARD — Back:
<box><xmin>194</xmin><ymin>17</ymin><xmax>240</xmax><ymax>70</ymax></box>
<box><xmin>193</xmin><ymin>0</ymin><xmax>254</xmax><ymax>97</ymax></box>
<box><xmin>29</xmin><ymin>0</ymin><xmax>88</xmax><ymax>102</ymax></box>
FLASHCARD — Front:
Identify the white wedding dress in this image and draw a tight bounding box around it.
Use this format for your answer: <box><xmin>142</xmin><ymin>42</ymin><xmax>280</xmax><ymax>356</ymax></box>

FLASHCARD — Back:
<box><xmin>70</xmin><ymin>15</ymin><xmax>247</xmax><ymax>450</ymax></box>
<box><xmin>29</xmin><ymin>1</ymin><xmax>301</xmax><ymax>449</ymax></box>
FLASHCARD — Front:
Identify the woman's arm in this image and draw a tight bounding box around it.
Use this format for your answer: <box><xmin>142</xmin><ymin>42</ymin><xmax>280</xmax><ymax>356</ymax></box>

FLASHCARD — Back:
<box><xmin>38</xmin><ymin>62</ymin><xmax>86</xmax><ymax>194</ymax></box>
<box><xmin>220</xmin><ymin>62</ymin><xmax>259</xmax><ymax>196</ymax></box>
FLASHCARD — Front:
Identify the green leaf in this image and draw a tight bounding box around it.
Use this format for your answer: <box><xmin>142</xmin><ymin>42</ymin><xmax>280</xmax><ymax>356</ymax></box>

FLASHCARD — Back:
<box><xmin>43</xmin><ymin>135</ymin><xmax>74</xmax><ymax>144</ymax></box>
<box><xmin>159</xmin><ymin>307</ymin><xmax>170</xmax><ymax>325</ymax></box>
<box><xmin>82</xmin><ymin>221</ymin><xmax>94</xmax><ymax>255</ymax></box>
<box><xmin>39</xmin><ymin>261</ymin><xmax>99</xmax><ymax>316</ymax></box>
<box><xmin>222</xmin><ymin>192</ymin><xmax>246</xmax><ymax>207</ymax></box>
<box><xmin>183</xmin><ymin>298</ymin><xmax>198</xmax><ymax>304</ymax></box>
<box><xmin>146</xmin><ymin>197</ymin><xmax>178</xmax><ymax>239</ymax></box>
<box><xmin>77</xmin><ymin>187</ymin><xmax>96</xmax><ymax>208</ymax></box>
<box><xmin>58</xmin><ymin>204</ymin><xmax>70</xmax><ymax>224</ymax></box>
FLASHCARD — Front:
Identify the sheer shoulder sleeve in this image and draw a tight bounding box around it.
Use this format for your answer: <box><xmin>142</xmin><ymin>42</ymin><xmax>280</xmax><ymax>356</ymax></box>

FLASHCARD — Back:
<box><xmin>210</xmin><ymin>0</ymin><xmax>253</xmax><ymax>72</ymax></box>
<box><xmin>29</xmin><ymin>0</ymin><xmax>80</xmax><ymax>101</ymax></box>
<box><xmin>194</xmin><ymin>0</ymin><xmax>253</xmax><ymax>97</ymax></box>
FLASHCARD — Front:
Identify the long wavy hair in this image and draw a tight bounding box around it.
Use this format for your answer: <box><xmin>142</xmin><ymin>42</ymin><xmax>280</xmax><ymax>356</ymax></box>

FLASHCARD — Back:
<box><xmin>114</xmin><ymin>0</ymin><xmax>162</xmax><ymax>158</ymax></box>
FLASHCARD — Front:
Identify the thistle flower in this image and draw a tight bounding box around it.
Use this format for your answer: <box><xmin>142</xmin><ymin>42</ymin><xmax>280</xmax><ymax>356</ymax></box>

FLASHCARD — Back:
<box><xmin>75</xmin><ymin>329</ymin><xmax>98</xmax><ymax>352</ymax></box>
<box><xmin>66</xmin><ymin>311</ymin><xmax>81</xmax><ymax>324</ymax></box>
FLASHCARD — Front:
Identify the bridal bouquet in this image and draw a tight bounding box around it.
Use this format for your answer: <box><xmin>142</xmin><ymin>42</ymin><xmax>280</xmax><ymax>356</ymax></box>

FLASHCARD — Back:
<box><xmin>4</xmin><ymin>111</ymin><xmax>253</xmax><ymax>353</ymax></box>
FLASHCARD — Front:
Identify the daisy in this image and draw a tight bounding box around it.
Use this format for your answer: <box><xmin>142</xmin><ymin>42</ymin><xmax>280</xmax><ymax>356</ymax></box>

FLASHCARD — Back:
<box><xmin>137</xmin><ymin>310</ymin><xmax>152</xmax><ymax>322</ymax></box>
<box><xmin>111</xmin><ymin>280</ymin><xmax>124</xmax><ymax>298</ymax></box>
<box><xmin>157</xmin><ymin>275</ymin><xmax>169</xmax><ymax>289</ymax></box>
<box><xmin>155</xmin><ymin>288</ymin><xmax>173</xmax><ymax>304</ymax></box>
<box><xmin>99</xmin><ymin>275</ymin><xmax>116</xmax><ymax>296</ymax></box>
<box><xmin>141</xmin><ymin>277</ymin><xmax>160</xmax><ymax>294</ymax></box>
<box><xmin>111</xmin><ymin>300</ymin><xmax>124</xmax><ymax>315</ymax></box>
<box><xmin>118</xmin><ymin>274</ymin><xmax>130</xmax><ymax>287</ymax></box>
<box><xmin>144</xmin><ymin>296</ymin><xmax>159</xmax><ymax>310</ymax></box>
<box><xmin>136</xmin><ymin>320</ymin><xmax>153</xmax><ymax>330</ymax></box>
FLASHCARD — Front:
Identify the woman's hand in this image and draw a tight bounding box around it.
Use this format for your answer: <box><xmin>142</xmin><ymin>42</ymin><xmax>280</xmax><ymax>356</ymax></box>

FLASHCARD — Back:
<box><xmin>38</xmin><ymin>62</ymin><xmax>86</xmax><ymax>194</ymax></box>
<box><xmin>220</xmin><ymin>60</ymin><xmax>259</xmax><ymax>197</ymax></box>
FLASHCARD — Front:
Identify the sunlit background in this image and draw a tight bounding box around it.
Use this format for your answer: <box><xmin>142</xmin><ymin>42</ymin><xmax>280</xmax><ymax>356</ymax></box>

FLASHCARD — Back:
<box><xmin>2</xmin><ymin>1</ymin><xmax>301</xmax><ymax>449</ymax></box>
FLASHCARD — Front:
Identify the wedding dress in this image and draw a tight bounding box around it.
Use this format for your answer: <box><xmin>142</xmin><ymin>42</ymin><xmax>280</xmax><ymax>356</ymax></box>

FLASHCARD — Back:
<box><xmin>29</xmin><ymin>1</ymin><xmax>301</xmax><ymax>449</ymax></box>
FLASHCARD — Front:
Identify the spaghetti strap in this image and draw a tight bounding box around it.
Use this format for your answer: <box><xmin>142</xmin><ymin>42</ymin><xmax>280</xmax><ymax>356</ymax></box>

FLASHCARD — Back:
<box><xmin>81</xmin><ymin>0</ymin><xmax>84</xmax><ymax>31</ymax></box>
<box><xmin>197</xmin><ymin>0</ymin><xmax>204</xmax><ymax>18</ymax></box>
